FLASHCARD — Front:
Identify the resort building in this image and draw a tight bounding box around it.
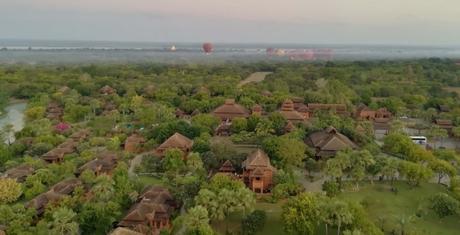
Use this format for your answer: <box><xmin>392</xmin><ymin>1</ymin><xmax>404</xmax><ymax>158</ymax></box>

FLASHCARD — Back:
<box><xmin>306</xmin><ymin>126</ymin><xmax>357</xmax><ymax>159</ymax></box>
<box><xmin>156</xmin><ymin>132</ymin><xmax>193</xmax><ymax>157</ymax></box>
<box><xmin>100</xmin><ymin>85</ymin><xmax>117</xmax><ymax>95</ymax></box>
<box><xmin>27</xmin><ymin>178</ymin><xmax>82</xmax><ymax>215</ymax></box>
<box><xmin>77</xmin><ymin>152</ymin><xmax>118</xmax><ymax>176</ymax></box>
<box><xmin>118</xmin><ymin>186</ymin><xmax>177</xmax><ymax>235</ymax></box>
<box><xmin>242</xmin><ymin>149</ymin><xmax>276</xmax><ymax>193</ymax></box>
<box><xmin>2</xmin><ymin>165</ymin><xmax>35</xmax><ymax>182</ymax></box>
<box><xmin>125</xmin><ymin>134</ymin><xmax>146</xmax><ymax>153</ymax></box>
<box><xmin>279</xmin><ymin>99</ymin><xmax>308</xmax><ymax>123</ymax></box>
<box><xmin>211</xmin><ymin>99</ymin><xmax>250</xmax><ymax>121</ymax></box>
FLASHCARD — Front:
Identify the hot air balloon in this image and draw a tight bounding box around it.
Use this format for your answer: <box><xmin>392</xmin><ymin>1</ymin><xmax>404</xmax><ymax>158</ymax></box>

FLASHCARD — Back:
<box><xmin>202</xmin><ymin>43</ymin><xmax>213</xmax><ymax>54</ymax></box>
<box><xmin>266</xmin><ymin>47</ymin><xmax>275</xmax><ymax>56</ymax></box>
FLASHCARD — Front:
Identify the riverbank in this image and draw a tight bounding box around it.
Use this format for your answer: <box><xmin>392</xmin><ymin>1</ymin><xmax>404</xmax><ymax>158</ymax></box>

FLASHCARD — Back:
<box><xmin>0</xmin><ymin>101</ymin><xmax>27</xmax><ymax>144</ymax></box>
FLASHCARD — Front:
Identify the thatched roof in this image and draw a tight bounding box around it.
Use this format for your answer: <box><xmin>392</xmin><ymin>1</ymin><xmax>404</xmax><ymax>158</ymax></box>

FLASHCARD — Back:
<box><xmin>212</xmin><ymin>99</ymin><xmax>250</xmax><ymax>120</ymax></box>
<box><xmin>3</xmin><ymin>165</ymin><xmax>35</xmax><ymax>182</ymax></box>
<box><xmin>307</xmin><ymin>127</ymin><xmax>357</xmax><ymax>157</ymax></box>
<box><xmin>279</xmin><ymin>99</ymin><xmax>307</xmax><ymax>122</ymax></box>
<box><xmin>50</xmin><ymin>178</ymin><xmax>82</xmax><ymax>195</ymax></box>
<box><xmin>242</xmin><ymin>149</ymin><xmax>275</xmax><ymax>171</ymax></box>
<box><xmin>77</xmin><ymin>152</ymin><xmax>118</xmax><ymax>174</ymax></box>
<box><xmin>219</xmin><ymin>160</ymin><xmax>236</xmax><ymax>173</ymax></box>
<box><xmin>157</xmin><ymin>133</ymin><xmax>193</xmax><ymax>151</ymax></box>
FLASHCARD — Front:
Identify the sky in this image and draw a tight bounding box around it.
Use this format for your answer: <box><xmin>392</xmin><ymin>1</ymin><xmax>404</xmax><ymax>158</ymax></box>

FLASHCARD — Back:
<box><xmin>1</xmin><ymin>0</ymin><xmax>460</xmax><ymax>45</ymax></box>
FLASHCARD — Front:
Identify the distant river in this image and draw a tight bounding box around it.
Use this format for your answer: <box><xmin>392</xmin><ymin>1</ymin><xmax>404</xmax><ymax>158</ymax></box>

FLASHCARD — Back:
<box><xmin>0</xmin><ymin>102</ymin><xmax>27</xmax><ymax>144</ymax></box>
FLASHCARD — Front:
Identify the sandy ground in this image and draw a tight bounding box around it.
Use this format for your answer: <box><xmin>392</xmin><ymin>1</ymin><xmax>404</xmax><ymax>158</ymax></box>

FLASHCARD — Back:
<box><xmin>237</xmin><ymin>72</ymin><xmax>272</xmax><ymax>87</ymax></box>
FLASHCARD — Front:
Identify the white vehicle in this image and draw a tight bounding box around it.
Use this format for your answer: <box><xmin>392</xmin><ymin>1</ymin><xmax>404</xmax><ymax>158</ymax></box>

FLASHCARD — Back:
<box><xmin>410</xmin><ymin>136</ymin><xmax>427</xmax><ymax>145</ymax></box>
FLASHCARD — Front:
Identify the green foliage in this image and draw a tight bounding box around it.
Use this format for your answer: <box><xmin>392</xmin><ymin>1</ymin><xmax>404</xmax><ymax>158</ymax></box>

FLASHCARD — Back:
<box><xmin>429</xmin><ymin>193</ymin><xmax>459</xmax><ymax>218</ymax></box>
<box><xmin>399</xmin><ymin>161</ymin><xmax>433</xmax><ymax>186</ymax></box>
<box><xmin>282</xmin><ymin>193</ymin><xmax>321</xmax><ymax>235</ymax></box>
<box><xmin>322</xmin><ymin>180</ymin><xmax>340</xmax><ymax>197</ymax></box>
<box><xmin>0</xmin><ymin>178</ymin><xmax>23</xmax><ymax>204</ymax></box>
<box><xmin>162</xmin><ymin>148</ymin><xmax>186</xmax><ymax>173</ymax></box>
<box><xmin>241</xmin><ymin>210</ymin><xmax>267</xmax><ymax>235</ymax></box>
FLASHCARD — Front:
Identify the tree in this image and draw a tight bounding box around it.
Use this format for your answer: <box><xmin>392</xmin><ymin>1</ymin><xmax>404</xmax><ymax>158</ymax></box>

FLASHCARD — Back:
<box><xmin>269</xmin><ymin>113</ymin><xmax>287</xmax><ymax>135</ymax></box>
<box><xmin>162</xmin><ymin>148</ymin><xmax>186</xmax><ymax>173</ymax></box>
<box><xmin>282</xmin><ymin>193</ymin><xmax>321</xmax><ymax>235</ymax></box>
<box><xmin>322</xmin><ymin>180</ymin><xmax>340</xmax><ymax>197</ymax></box>
<box><xmin>241</xmin><ymin>210</ymin><xmax>267</xmax><ymax>235</ymax></box>
<box><xmin>78</xmin><ymin>201</ymin><xmax>121</xmax><ymax>235</ymax></box>
<box><xmin>427</xmin><ymin>125</ymin><xmax>448</xmax><ymax>149</ymax></box>
<box><xmin>25</xmin><ymin>106</ymin><xmax>45</xmax><ymax>121</ymax></box>
<box><xmin>451</xmin><ymin>126</ymin><xmax>460</xmax><ymax>139</ymax></box>
<box><xmin>305</xmin><ymin>158</ymin><xmax>318</xmax><ymax>178</ymax></box>
<box><xmin>91</xmin><ymin>175</ymin><xmax>115</xmax><ymax>202</ymax></box>
<box><xmin>0</xmin><ymin>178</ymin><xmax>22</xmax><ymax>204</ymax></box>
<box><xmin>195</xmin><ymin>175</ymin><xmax>255</xmax><ymax>225</ymax></box>
<box><xmin>348</xmin><ymin>150</ymin><xmax>375</xmax><ymax>190</ymax></box>
<box><xmin>47</xmin><ymin>207</ymin><xmax>79</xmax><ymax>235</ymax></box>
<box><xmin>183</xmin><ymin>206</ymin><xmax>214</xmax><ymax>235</ymax></box>
<box><xmin>191</xmin><ymin>114</ymin><xmax>221</xmax><ymax>134</ymax></box>
<box><xmin>429</xmin><ymin>193</ymin><xmax>459</xmax><ymax>218</ymax></box>
<box><xmin>399</xmin><ymin>161</ymin><xmax>433</xmax><ymax>186</ymax></box>
<box><xmin>429</xmin><ymin>159</ymin><xmax>456</xmax><ymax>184</ymax></box>
<box><xmin>231</xmin><ymin>117</ymin><xmax>248</xmax><ymax>133</ymax></box>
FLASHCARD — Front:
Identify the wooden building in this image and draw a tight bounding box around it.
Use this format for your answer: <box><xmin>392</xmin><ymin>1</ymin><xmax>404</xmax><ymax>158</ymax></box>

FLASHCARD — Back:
<box><xmin>242</xmin><ymin>149</ymin><xmax>276</xmax><ymax>193</ymax></box>
<box><xmin>2</xmin><ymin>165</ymin><xmax>35</xmax><ymax>182</ymax></box>
<box><xmin>156</xmin><ymin>133</ymin><xmax>193</xmax><ymax>157</ymax></box>
<box><xmin>100</xmin><ymin>85</ymin><xmax>117</xmax><ymax>95</ymax></box>
<box><xmin>77</xmin><ymin>152</ymin><xmax>118</xmax><ymax>176</ymax></box>
<box><xmin>118</xmin><ymin>186</ymin><xmax>177</xmax><ymax>235</ymax></box>
<box><xmin>434</xmin><ymin>119</ymin><xmax>454</xmax><ymax>133</ymax></box>
<box><xmin>306</xmin><ymin>126</ymin><xmax>357</xmax><ymax>159</ymax></box>
<box><xmin>279</xmin><ymin>99</ymin><xmax>308</xmax><ymax>123</ymax></box>
<box><xmin>211</xmin><ymin>99</ymin><xmax>250</xmax><ymax>121</ymax></box>
<box><xmin>26</xmin><ymin>178</ymin><xmax>82</xmax><ymax>215</ymax></box>
<box><xmin>125</xmin><ymin>134</ymin><xmax>146</xmax><ymax>153</ymax></box>
<box><xmin>307</xmin><ymin>103</ymin><xmax>349</xmax><ymax>117</ymax></box>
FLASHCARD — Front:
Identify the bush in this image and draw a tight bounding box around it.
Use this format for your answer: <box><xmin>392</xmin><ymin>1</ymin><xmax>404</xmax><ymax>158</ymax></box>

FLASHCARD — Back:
<box><xmin>322</xmin><ymin>180</ymin><xmax>340</xmax><ymax>197</ymax></box>
<box><xmin>241</xmin><ymin>210</ymin><xmax>267</xmax><ymax>235</ymax></box>
<box><xmin>429</xmin><ymin>193</ymin><xmax>459</xmax><ymax>218</ymax></box>
<box><xmin>272</xmin><ymin>183</ymin><xmax>303</xmax><ymax>200</ymax></box>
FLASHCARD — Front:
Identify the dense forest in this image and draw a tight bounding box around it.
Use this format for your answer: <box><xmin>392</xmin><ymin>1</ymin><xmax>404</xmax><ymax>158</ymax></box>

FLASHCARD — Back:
<box><xmin>1</xmin><ymin>59</ymin><xmax>460</xmax><ymax>235</ymax></box>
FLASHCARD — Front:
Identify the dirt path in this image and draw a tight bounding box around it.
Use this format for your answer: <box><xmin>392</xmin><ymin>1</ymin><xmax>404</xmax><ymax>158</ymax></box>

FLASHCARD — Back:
<box><xmin>128</xmin><ymin>153</ymin><xmax>145</xmax><ymax>177</ymax></box>
<box><xmin>237</xmin><ymin>72</ymin><xmax>272</xmax><ymax>88</ymax></box>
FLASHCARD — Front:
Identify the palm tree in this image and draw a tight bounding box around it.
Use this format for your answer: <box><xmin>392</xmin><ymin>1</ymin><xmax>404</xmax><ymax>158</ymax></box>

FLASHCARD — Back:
<box><xmin>48</xmin><ymin>207</ymin><xmax>79</xmax><ymax>235</ymax></box>
<box><xmin>91</xmin><ymin>175</ymin><xmax>115</xmax><ymax>202</ymax></box>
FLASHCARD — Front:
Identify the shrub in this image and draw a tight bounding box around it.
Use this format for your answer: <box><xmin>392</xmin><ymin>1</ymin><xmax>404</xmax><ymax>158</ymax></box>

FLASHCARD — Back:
<box><xmin>241</xmin><ymin>210</ymin><xmax>267</xmax><ymax>235</ymax></box>
<box><xmin>429</xmin><ymin>193</ymin><xmax>459</xmax><ymax>218</ymax></box>
<box><xmin>322</xmin><ymin>180</ymin><xmax>340</xmax><ymax>197</ymax></box>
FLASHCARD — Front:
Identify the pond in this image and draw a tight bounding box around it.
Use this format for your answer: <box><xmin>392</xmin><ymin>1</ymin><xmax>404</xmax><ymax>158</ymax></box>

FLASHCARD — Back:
<box><xmin>0</xmin><ymin>102</ymin><xmax>27</xmax><ymax>144</ymax></box>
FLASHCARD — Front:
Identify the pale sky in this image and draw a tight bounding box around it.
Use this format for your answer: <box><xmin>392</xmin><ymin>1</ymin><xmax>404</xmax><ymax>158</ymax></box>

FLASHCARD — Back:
<box><xmin>1</xmin><ymin>0</ymin><xmax>460</xmax><ymax>45</ymax></box>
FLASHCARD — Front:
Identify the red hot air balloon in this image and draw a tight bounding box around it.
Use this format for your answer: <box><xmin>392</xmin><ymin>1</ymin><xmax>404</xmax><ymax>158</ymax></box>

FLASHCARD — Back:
<box><xmin>202</xmin><ymin>43</ymin><xmax>214</xmax><ymax>54</ymax></box>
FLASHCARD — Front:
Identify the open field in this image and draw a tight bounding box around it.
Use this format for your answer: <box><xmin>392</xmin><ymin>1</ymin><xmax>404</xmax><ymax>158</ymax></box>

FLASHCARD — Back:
<box><xmin>238</xmin><ymin>72</ymin><xmax>273</xmax><ymax>87</ymax></box>
<box><xmin>212</xmin><ymin>201</ymin><xmax>285</xmax><ymax>235</ymax></box>
<box><xmin>213</xmin><ymin>182</ymin><xmax>460</xmax><ymax>235</ymax></box>
<box><xmin>339</xmin><ymin>182</ymin><xmax>460</xmax><ymax>235</ymax></box>
<box><xmin>443</xmin><ymin>86</ymin><xmax>460</xmax><ymax>96</ymax></box>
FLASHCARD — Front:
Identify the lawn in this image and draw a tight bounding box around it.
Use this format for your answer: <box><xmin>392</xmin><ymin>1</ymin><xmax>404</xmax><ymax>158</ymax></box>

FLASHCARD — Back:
<box><xmin>212</xmin><ymin>201</ymin><xmax>285</xmax><ymax>235</ymax></box>
<box><xmin>339</xmin><ymin>181</ymin><xmax>460</xmax><ymax>235</ymax></box>
<box><xmin>212</xmin><ymin>182</ymin><xmax>460</xmax><ymax>235</ymax></box>
<box><xmin>136</xmin><ymin>175</ymin><xmax>164</xmax><ymax>187</ymax></box>
<box><xmin>443</xmin><ymin>86</ymin><xmax>460</xmax><ymax>96</ymax></box>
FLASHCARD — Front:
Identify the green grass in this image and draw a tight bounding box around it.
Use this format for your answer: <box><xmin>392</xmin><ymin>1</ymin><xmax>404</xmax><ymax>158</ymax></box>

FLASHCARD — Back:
<box><xmin>136</xmin><ymin>175</ymin><xmax>164</xmax><ymax>187</ymax></box>
<box><xmin>339</xmin><ymin>181</ymin><xmax>460</xmax><ymax>235</ymax></box>
<box><xmin>212</xmin><ymin>201</ymin><xmax>285</xmax><ymax>235</ymax></box>
<box><xmin>213</xmin><ymin>182</ymin><xmax>460</xmax><ymax>235</ymax></box>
